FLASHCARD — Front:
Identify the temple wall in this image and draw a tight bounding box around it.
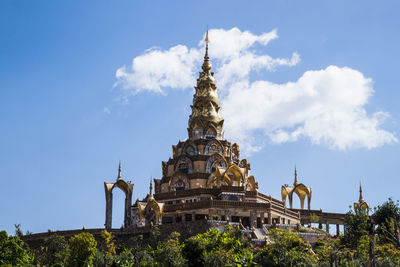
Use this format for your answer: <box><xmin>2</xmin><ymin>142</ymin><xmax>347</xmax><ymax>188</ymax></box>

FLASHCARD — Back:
<box><xmin>190</xmin><ymin>179</ymin><xmax>207</xmax><ymax>189</ymax></box>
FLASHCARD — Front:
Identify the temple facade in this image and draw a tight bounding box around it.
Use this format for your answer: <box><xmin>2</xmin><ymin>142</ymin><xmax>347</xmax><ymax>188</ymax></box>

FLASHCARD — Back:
<box><xmin>105</xmin><ymin>31</ymin><xmax>303</xmax><ymax>229</ymax></box>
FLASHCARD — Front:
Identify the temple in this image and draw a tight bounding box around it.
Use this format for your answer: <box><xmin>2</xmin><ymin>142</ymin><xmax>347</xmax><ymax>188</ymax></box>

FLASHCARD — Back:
<box><xmin>103</xmin><ymin>31</ymin><xmax>369</xmax><ymax>234</ymax></box>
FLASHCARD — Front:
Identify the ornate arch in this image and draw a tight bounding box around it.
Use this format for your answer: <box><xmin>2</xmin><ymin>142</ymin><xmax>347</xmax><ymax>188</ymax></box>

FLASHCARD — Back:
<box><xmin>169</xmin><ymin>172</ymin><xmax>190</xmax><ymax>191</ymax></box>
<box><xmin>204</xmin><ymin>139</ymin><xmax>224</xmax><ymax>155</ymax></box>
<box><xmin>145</xmin><ymin>199</ymin><xmax>164</xmax><ymax>225</ymax></box>
<box><xmin>183</xmin><ymin>143</ymin><xmax>198</xmax><ymax>156</ymax></box>
<box><xmin>232</xmin><ymin>143</ymin><xmax>240</xmax><ymax>159</ymax></box>
<box><xmin>104</xmin><ymin>177</ymin><xmax>134</xmax><ymax>229</ymax></box>
<box><xmin>205</xmin><ymin>126</ymin><xmax>217</xmax><ymax>139</ymax></box>
<box><xmin>245</xmin><ymin>175</ymin><xmax>258</xmax><ymax>191</ymax></box>
<box><xmin>281</xmin><ymin>186</ymin><xmax>294</xmax><ymax>208</ymax></box>
<box><xmin>224</xmin><ymin>164</ymin><xmax>245</xmax><ymax>186</ymax></box>
<box><xmin>207</xmin><ymin>167</ymin><xmax>231</xmax><ymax>188</ymax></box>
<box><xmin>206</xmin><ymin>153</ymin><xmax>227</xmax><ymax>173</ymax></box>
<box><xmin>293</xmin><ymin>184</ymin><xmax>312</xmax><ymax>210</ymax></box>
<box><xmin>174</xmin><ymin>156</ymin><xmax>193</xmax><ymax>174</ymax></box>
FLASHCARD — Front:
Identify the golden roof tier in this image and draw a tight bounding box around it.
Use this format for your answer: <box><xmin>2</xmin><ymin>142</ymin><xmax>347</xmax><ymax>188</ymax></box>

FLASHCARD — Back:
<box><xmin>281</xmin><ymin>166</ymin><xmax>312</xmax><ymax>210</ymax></box>
<box><xmin>188</xmin><ymin>30</ymin><xmax>224</xmax><ymax>140</ymax></box>
<box><xmin>354</xmin><ymin>182</ymin><xmax>369</xmax><ymax>214</ymax></box>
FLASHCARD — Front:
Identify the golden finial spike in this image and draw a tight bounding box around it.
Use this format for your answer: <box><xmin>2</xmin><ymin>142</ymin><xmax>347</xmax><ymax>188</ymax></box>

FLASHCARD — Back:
<box><xmin>117</xmin><ymin>161</ymin><xmax>122</xmax><ymax>180</ymax></box>
<box><xmin>202</xmin><ymin>29</ymin><xmax>212</xmax><ymax>72</ymax></box>
<box><xmin>359</xmin><ymin>181</ymin><xmax>364</xmax><ymax>203</ymax></box>
<box><xmin>149</xmin><ymin>175</ymin><xmax>153</xmax><ymax>197</ymax></box>
<box><xmin>294</xmin><ymin>165</ymin><xmax>298</xmax><ymax>186</ymax></box>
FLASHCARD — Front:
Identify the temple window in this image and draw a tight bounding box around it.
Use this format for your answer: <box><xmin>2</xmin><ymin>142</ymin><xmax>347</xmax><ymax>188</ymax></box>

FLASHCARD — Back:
<box><xmin>175</xmin><ymin>157</ymin><xmax>193</xmax><ymax>174</ymax></box>
<box><xmin>193</xmin><ymin>128</ymin><xmax>202</xmax><ymax>139</ymax></box>
<box><xmin>205</xmin><ymin>128</ymin><xmax>217</xmax><ymax>139</ymax></box>
<box><xmin>205</xmin><ymin>141</ymin><xmax>223</xmax><ymax>155</ymax></box>
<box><xmin>178</xmin><ymin>162</ymin><xmax>189</xmax><ymax>173</ymax></box>
<box><xmin>206</xmin><ymin>154</ymin><xmax>227</xmax><ymax>173</ymax></box>
<box><xmin>170</xmin><ymin>174</ymin><xmax>189</xmax><ymax>192</ymax></box>
<box><xmin>175</xmin><ymin>179</ymin><xmax>185</xmax><ymax>191</ymax></box>
<box><xmin>185</xmin><ymin>145</ymin><xmax>197</xmax><ymax>156</ymax></box>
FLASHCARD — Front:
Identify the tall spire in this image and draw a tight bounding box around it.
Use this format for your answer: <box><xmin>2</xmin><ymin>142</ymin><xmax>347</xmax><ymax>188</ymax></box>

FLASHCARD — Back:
<box><xmin>294</xmin><ymin>165</ymin><xmax>298</xmax><ymax>186</ymax></box>
<box><xmin>202</xmin><ymin>29</ymin><xmax>211</xmax><ymax>73</ymax></box>
<box><xmin>117</xmin><ymin>161</ymin><xmax>122</xmax><ymax>180</ymax></box>
<box><xmin>188</xmin><ymin>29</ymin><xmax>224</xmax><ymax>139</ymax></box>
<box><xmin>149</xmin><ymin>175</ymin><xmax>154</xmax><ymax>200</ymax></box>
<box><xmin>359</xmin><ymin>181</ymin><xmax>364</xmax><ymax>203</ymax></box>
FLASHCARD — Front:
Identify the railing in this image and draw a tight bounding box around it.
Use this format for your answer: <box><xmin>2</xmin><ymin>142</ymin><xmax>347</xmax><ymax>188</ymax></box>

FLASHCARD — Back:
<box><xmin>163</xmin><ymin>199</ymin><xmax>272</xmax><ymax>212</ymax></box>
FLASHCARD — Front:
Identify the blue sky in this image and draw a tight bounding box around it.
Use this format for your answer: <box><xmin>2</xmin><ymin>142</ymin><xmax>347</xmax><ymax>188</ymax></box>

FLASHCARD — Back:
<box><xmin>1</xmin><ymin>1</ymin><xmax>400</xmax><ymax>234</ymax></box>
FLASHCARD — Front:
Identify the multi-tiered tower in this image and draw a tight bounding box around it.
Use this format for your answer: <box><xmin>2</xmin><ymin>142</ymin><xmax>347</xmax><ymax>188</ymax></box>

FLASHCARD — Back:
<box><xmin>127</xmin><ymin>31</ymin><xmax>301</xmax><ymax>228</ymax></box>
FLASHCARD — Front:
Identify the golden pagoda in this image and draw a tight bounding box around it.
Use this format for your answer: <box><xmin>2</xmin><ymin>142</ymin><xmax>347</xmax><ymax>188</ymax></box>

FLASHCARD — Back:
<box><xmin>106</xmin><ymin>31</ymin><xmax>301</xmax><ymax>229</ymax></box>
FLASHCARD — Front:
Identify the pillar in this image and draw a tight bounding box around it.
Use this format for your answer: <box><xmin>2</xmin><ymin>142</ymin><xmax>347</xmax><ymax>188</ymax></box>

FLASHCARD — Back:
<box><xmin>250</xmin><ymin>211</ymin><xmax>257</xmax><ymax>228</ymax></box>
<box><xmin>260</xmin><ymin>212</ymin><xmax>265</xmax><ymax>226</ymax></box>
<box><xmin>336</xmin><ymin>224</ymin><xmax>340</xmax><ymax>236</ymax></box>
<box><xmin>225</xmin><ymin>210</ymin><xmax>232</xmax><ymax>222</ymax></box>
<box><xmin>124</xmin><ymin>190</ymin><xmax>133</xmax><ymax>228</ymax></box>
<box><xmin>105</xmin><ymin>192</ymin><xmax>113</xmax><ymax>229</ymax></box>
<box><xmin>267</xmin><ymin>210</ymin><xmax>272</xmax><ymax>224</ymax></box>
<box><xmin>325</xmin><ymin>221</ymin><xmax>330</xmax><ymax>234</ymax></box>
<box><xmin>318</xmin><ymin>223</ymin><xmax>322</xmax><ymax>229</ymax></box>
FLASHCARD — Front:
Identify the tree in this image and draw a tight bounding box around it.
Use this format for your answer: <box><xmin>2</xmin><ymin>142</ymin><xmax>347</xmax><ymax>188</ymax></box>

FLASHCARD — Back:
<box><xmin>151</xmin><ymin>232</ymin><xmax>186</xmax><ymax>266</ymax></box>
<box><xmin>372</xmin><ymin>198</ymin><xmax>400</xmax><ymax>247</ymax></box>
<box><xmin>39</xmin><ymin>234</ymin><xmax>67</xmax><ymax>266</ymax></box>
<box><xmin>66</xmin><ymin>232</ymin><xmax>98</xmax><ymax>267</ymax></box>
<box><xmin>183</xmin><ymin>226</ymin><xmax>254</xmax><ymax>267</ymax></box>
<box><xmin>375</xmin><ymin>243</ymin><xmax>400</xmax><ymax>266</ymax></box>
<box><xmin>254</xmin><ymin>229</ymin><xmax>317</xmax><ymax>267</ymax></box>
<box><xmin>340</xmin><ymin>207</ymin><xmax>369</xmax><ymax>249</ymax></box>
<box><xmin>0</xmin><ymin>230</ymin><xmax>33</xmax><ymax>266</ymax></box>
<box><xmin>100</xmin><ymin>229</ymin><xmax>116</xmax><ymax>262</ymax></box>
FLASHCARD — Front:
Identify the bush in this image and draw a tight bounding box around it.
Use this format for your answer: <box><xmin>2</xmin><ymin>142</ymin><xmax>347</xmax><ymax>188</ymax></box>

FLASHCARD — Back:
<box><xmin>66</xmin><ymin>232</ymin><xmax>97</xmax><ymax>267</ymax></box>
<box><xmin>0</xmin><ymin>230</ymin><xmax>33</xmax><ymax>266</ymax></box>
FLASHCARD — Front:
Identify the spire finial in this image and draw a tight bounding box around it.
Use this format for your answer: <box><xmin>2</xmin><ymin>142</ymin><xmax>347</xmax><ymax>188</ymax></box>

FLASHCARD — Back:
<box><xmin>359</xmin><ymin>181</ymin><xmax>364</xmax><ymax>203</ymax></box>
<box><xmin>202</xmin><ymin>29</ymin><xmax>212</xmax><ymax>72</ymax></box>
<box><xmin>117</xmin><ymin>161</ymin><xmax>121</xmax><ymax>180</ymax></box>
<box><xmin>149</xmin><ymin>175</ymin><xmax>153</xmax><ymax>199</ymax></box>
<box><xmin>294</xmin><ymin>165</ymin><xmax>298</xmax><ymax>186</ymax></box>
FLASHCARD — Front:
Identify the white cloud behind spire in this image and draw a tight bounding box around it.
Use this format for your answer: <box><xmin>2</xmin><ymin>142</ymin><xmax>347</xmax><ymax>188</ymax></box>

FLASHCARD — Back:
<box><xmin>115</xmin><ymin>27</ymin><xmax>397</xmax><ymax>153</ymax></box>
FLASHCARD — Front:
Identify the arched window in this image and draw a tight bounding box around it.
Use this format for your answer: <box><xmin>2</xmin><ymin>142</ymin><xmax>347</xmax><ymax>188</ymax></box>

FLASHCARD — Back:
<box><xmin>205</xmin><ymin>140</ymin><xmax>223</xmax><ymax>155</ymax></box>
<box><xmin>206</xmin><ymin>154</ymin><xmax>227</xmax><ymax>173</ymax></box>
<box><xmin>205</xmin><ymin>127</ymin><xmax>217</xmax><ymax>139</ymax></box>
<box><xmin>175</xmin><ymin>157</ymin><xmax>193</xmax><ymax>174</ymax></box>
<box><xmin>193</xmin><ymin>128</ymin><xmax>203</xmax><ymax>139</ymax></box>
<box><xmin>169</xmin><ymin>173</ymin><xmax>189</xmax><ymax>192</ymax></box>
<box><xmin>174</xmin><ymin>179</ymin><xmax>186</xmax><ymax>191</ymax></box>
<box><xmin>185</xmin><ymin>145</ymin><xmax>198</xmax><ymax>156</ymax></box>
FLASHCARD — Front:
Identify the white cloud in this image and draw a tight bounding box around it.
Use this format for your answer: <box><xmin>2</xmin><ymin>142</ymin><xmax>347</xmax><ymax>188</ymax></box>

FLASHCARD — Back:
<box><xmin>115</xmin><ymin>27</ymin><xmax>397</xmax><ymax>153</ymax></box>
<box><xmin>222</xmin><ymin>66</ymin><xmax>397</xmax><ymax>152</ymax></box>
<box><xmin>115</xmin><ymin>45</ymin><xmax>201</xmax><ymax>95</ymax></box>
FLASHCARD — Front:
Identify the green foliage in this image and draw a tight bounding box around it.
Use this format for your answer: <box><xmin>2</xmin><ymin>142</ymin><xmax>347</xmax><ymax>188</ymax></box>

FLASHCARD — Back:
<box><xmin>100</xmin><ymin>229</ymin><xmax>116</xmax><ymax>260</ymax></box>
<box><xmin>254</xmin><ymin>229</ymin><xmax>317</xmax><ymax>267</ymax></box>
<box><xmin>372</xmin><ymin>198</ymin><xmax>400</xmax><ymax>247</ymax></box>
<box><xmin>38</xmin><ymin>234</ymin><xmax>67</xmax><ymax>266</ymax></box>
<box><xmin>0</xmin><ymin>230</ymin><xmax>33</xmax><ymax>266</ymax></box>
<box><xmin>340</xmin><ymin>207</ymin><xmax>368</xmax><ymax>248</ymax></box>
<box><xmin>184</xmin><ymin>225</ymin><xmax>254</xmax><ymax>267</ymax></box>
<box><xmin>375</xmin><ymin>243</ymin><xmax>400</xmax><ymax>266</ymax></box>
<box><xmin>66</xmin><ymin>232</ymin><xmax>98</xmax><ymax>267</ymax></box>
<box><xmin>151</xmin><ymin>231</ymin><xmax>186</xmax><ymax>267</ymax></box>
